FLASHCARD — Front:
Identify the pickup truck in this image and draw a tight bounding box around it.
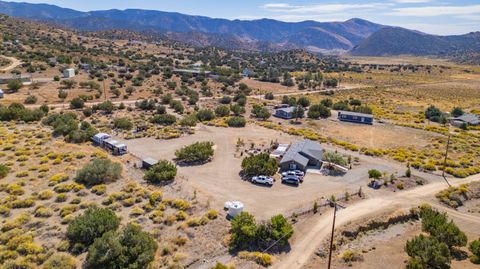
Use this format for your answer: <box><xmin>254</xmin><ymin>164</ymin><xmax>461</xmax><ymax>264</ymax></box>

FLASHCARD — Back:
<box><xmin>251</xmin><ymin>175</ymin><xmax>274</xmax><ymax>186</ymax></box>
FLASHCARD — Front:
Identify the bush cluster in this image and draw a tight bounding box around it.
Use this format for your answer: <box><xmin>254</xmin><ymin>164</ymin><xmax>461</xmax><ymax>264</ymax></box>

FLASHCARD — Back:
<box><xmin>144</xmin><ymin>160</ymin><xmax>177</xmax><ymax>183</ymax></box>
<box><xmin>241</xmin><ymin>153</ymin><xmax>278</xmax><ymax>177</ymax></box>
<box><xmin>75</xmin><ymin>158</ymin><xmax>122</xmax><ymax>186</ymax></box>
<box><xmin>175</xmin><ymin>141</ymin><xmax>214</xmax><ymax>164</ymax></box>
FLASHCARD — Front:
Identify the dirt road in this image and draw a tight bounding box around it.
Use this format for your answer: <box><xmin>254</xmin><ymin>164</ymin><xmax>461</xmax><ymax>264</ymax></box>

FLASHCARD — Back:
<box><xmin>276</xmin><ymin>175</ymin><xmax>480</xmax><ymax>269</ymax></box>
<box><xmin>0</xmin><ymin>56</ymin><xmax>21</xmax><ymax>72</ymax></box>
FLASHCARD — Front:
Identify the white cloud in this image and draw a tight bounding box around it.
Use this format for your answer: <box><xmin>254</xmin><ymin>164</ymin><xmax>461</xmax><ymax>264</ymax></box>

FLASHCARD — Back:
<box><xmin>389</xmin><ymin>4</ymin><xmax>480</xmax><ymax>16</ymax></box>
<box><xmin>261</xmin><ymin>3</ymin><xmax>392</xmax><ymax>14</ymax></box>
<box><xmin>393</xmin><ymin>0</ymin><xmax>432</xmax><ymax>3</ymax></box>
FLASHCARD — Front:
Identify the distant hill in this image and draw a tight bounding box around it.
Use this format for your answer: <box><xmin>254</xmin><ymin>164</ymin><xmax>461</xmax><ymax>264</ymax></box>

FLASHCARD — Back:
<box><xmin>0</xmin><ymin>1</ymin><xmax>383</xmax><ymax>53</ymax></box>
<box><xmin>0</xmin><ymin>0</ymin><xmax>479</xmax><ymax>59</ymax></box>
<box><xmin>350</xmin><ymin>27</ymin><xmax>480</xmax><ymax>57</ymax></box>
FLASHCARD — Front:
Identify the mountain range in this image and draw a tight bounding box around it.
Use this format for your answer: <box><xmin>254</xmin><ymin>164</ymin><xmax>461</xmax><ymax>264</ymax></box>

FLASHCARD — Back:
<box><xmin>0</xmin><ymin>0</ymin><xmax>479</xmax><ymax>58</ymax></box>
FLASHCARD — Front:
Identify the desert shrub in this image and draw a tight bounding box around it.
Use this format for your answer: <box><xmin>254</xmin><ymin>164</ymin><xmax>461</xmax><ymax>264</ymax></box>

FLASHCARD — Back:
<box><xmin>196</xmin><ymin>109</ymin><xmax>216</xmax><ymax>122</ymax></box>
<box><xmin>241</xmin><ymin>153</ymin><xmax>278</xmax><ymax>177</ymax></box>
<box><xmin>34</xmin><ymin>206</ymin><xmax>53</xmax><ymax>218</ymax></box>
<box><xmin>151</xmin><ymin>114</ymin><xmax>176</xmax><ymax>125</ymax></box>
<box><xmin>206</xmin><ymin>209</ymin><xmax>218</xmax><ymax>220</ymax></box>
<box><xmin>175</xmin><ymin>141</ymin><xmax>214</xmax><ymax>164</ymax></box>
<box><xmin>470</xmin><ymin>239</ymin><xmax>480</xmax><ymax>264</ymax></box>
<box><xmin>42</xmin><ymin>253</ymin><xmax>77</xmax><ymax>269</ymax></box>
<box><xmin>75</xmin><ymin>158</ymin><xmax>122</xmax><ymax>186</ymax></box>
<box><xmin>69</xmin><ymin>97</ymin><xmax>85</xmax><ymax>109</ymax></box>
<box><xmin>0</xmin><ymin>164</ymin><xmax>10</xmax><ymax>179</ymax></box>
<box><xmin>238</xmin><ymin>251</ymin><xmax>273</xmax><ymax>267</ymax></box>
<box><xmin>322</xmin><ymin>151</ymin><xmax>347</xmax><ymax>166</ymax></box>
<box><xmin>144</xmin><ymin>160</ymin><xmax>177</xmax><ymax>183</ymax></box>
<box><xmin>179</xmin><ymin>114</ymin><xmax>198</xmax><ymax>127</ymax></box>
<box><xmin>91</xmin><ymin>184</ymin><xmax>107</xmax><ymax>195</ymax></box>
<box><xmin>368</xmin><ymin>169</ymin><xmax>382</xmax><ymax>179</ymax></box>
<box><xmin>66</xmin><ymin>208</ymin><xmax>120</xmax><ymax>252</ymax></box>
<box><xmin>24</xmin><ymin>95</ymin><xmax>38</xmax><ymax>104</ymax></box>
<box><xmin>215</xmin><ymin>105</ymin><xmax>230</xmax><ymax>117</ymax></box>
<box><xmin>113</xmin><ymin>117</ymin><xmax>133</xmax><ymax>130</ymax></box>
<box><xmin>230</xmin><ymin>212</ymin><xmax>258</xmax><ymax>249</ymax></box>
<box><xmin>226</xmin><ymin>116</ymin><xmax>246</xmax><ymax>127</ymax></box>
<box><xmin>85</xmin><ymin>224</ymin><xmax>157</xmax><ymax>269</ymax></box>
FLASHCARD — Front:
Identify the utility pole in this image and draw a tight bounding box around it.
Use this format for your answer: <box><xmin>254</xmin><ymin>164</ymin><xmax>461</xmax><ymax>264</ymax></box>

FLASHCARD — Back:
<box><xmin>327</xmin><ymin>199</ymin><xmax>345</xmax><ymax>269</ymax></box>
<box><xmin>103</xmin><ymin>75</ymin><xmax>107</xmax><ymax>101</ymax></box>
<box><xmin>442</xmin><ymin>134</ymin><xmax>452</xmax><ymax>187</ymax></box>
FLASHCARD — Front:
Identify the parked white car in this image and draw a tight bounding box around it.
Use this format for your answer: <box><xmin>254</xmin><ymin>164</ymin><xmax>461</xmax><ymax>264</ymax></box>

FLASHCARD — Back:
<box><xmin>251</xmin><ymin>175</ymin><xmax>274</xmax><ymax>186</ymax></box>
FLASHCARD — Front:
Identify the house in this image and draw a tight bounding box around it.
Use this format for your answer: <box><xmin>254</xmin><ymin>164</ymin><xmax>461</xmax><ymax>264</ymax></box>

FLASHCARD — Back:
<box><xmin>274</xmin><ymin>107</ymin><xmax>295</xmax><ymax>119</ymax></box>
<box><xmin>279</xmin><ymin>140</ymin><xmax>324</xmax><ymax>171</ymax></box>
<box><xmin>242</xmin><ymin>68</ymin><xmax>256</xmax><ymax>78</ymax></box>
<box><xmin>337</xmin><ymin>111</ymin><xmax>373</xmax><ymax>125</ymax></box>
<box><xmin>0</xmin><ymin>89</ymin><xmax>3</xmax><ymax>99</ymax></box>
<box><xmin>450</xmin><ymin>113</ymin><xmax>480</xmax><ymax>127</ymax></box>
<box><xmin>92</xmin><ymin>133</ymin><xmax>111</xmax><ymax>145</ymax></box>
<box><xmin>142</xmin><ymin>158</ymin><xmax>158</xmax><ymax>169</ymax></box>
<box><xmin>63</xmin><ymin>68</ymin><xmax>75</xmax><ymax>78</ymax></box>
<box><xmin>172</xmin><ymin>68</ymin><xmax>211</xmax><ymax>77</ymax></box>
<box><xmin>0</xmin><ymin>74</ymin><xmax>32</xmax><ymax>85</ymax></box>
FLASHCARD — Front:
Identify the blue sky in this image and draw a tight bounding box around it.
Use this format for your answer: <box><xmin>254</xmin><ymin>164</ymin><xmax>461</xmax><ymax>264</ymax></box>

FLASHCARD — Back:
<box><xmin>7</xmin><ymin>0</ymin><xmax>480</xmax><ymax>35</ymax></box>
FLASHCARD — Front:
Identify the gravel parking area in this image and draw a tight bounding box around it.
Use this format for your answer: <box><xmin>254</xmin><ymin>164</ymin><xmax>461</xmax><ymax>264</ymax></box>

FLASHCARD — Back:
<box><xmin>117</xmin><ymin>124</ymin><xmax>401</xmax><ymax>219</ymax></box>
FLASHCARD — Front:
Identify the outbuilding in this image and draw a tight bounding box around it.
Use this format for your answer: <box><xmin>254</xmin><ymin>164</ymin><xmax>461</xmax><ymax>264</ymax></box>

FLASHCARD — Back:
<box><xmin>279</xmin><ymin>139</ymin><xmax>323</xmax><ymax>171</ymax></box>
<box><xmin>274</xmin><ymin>106</ymin><xmax>295</xmax><ymax>119</ymax></box>
<box><xmin>337</xmin><ymin>111</ymin><xmax>373</xmax><ymax>125</ymax></box>
<box><xmin>63</xmin><ymin>68</ymin><xmax>75</xmax><ymax>78</ymax></box>
<box><xmin>142</xmin><ymin>158</ymin><xmax>158</xmax><ymax>169</ymax></box>
<box><xmin>0</xmin><ymin>89</ymin><xmax>3</xmax><ymax>99</ymax></box>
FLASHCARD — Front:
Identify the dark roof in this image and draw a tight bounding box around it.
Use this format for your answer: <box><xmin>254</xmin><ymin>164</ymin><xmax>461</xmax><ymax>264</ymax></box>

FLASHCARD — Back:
<box><xmin>338</xmin><ymin>111</ymin><xmax>373</xmax><ymax>118</ymax></box>
<box><xmin>452</xmin><ymin>113</ymin><xmax>480</xmax><ymax>125</ymax></box>
<box><xmin>280</xmin><ymin>140</ymin><xmax>323</xmax><ymax>165</ymax></box>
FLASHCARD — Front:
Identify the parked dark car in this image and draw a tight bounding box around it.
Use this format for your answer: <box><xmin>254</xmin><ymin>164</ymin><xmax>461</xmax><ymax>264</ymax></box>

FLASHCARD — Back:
<box><xmin>281</xmin><ymin>176</ymin><xmax>300</xmax><ymax>186</ymax></box>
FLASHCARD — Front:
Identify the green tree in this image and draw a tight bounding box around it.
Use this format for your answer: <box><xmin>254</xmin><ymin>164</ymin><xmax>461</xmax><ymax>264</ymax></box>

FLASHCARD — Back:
<box><xmin>251</xmin><ymin>104</ymin><xmax>271</xmax><ymax>120</ymax></box>
<box><xmin>297</xmin><ymin>97</ymin><xmax>310</xmax><ymax>108</ymax></box>
<box><xmin>70</xmin><ymin>97</ymin><xmax>85</xmax><ymax>109</ymax></box>
<box><xmin>175</xmin><ymin>141</ymin><xmax>214</xmax><ymax>164</ymax></box>
<box><xmin>368</xmin><ymin>169</ymin><xmax>382</xmax><ymax>179</ymax></box>
<box><xmin>268</xmin><ymin>214</ymin><xmax>293</xmax><ymax>247</ymax></box>
<box><xmin>151</xmin><ymin>114</ymin><xmax>176</xmax><ymax>125</ymax></box>
<box><xmin>67</xmin><ymin>208</ymin><xmax>120</xmax><ymax>252</ymax></box>
<box><xmin>196</xmin><ymin>109</ymin><xmax>215</xmax><ymax>122</ymax></box>
<box><xmin>75</xmin><ymin>158</ymin><xmax>122</xmax><ymax>186</ymax></box>
<box><xmin>451</xmin><ymin>107</ymin><xmax>464</xmax><ymax>118</ymax></box>
<box><xmin>321</xmin><ymin>98</ymin><xmax>333</xmax><ymax>107</ymax></box>
<box><xmin>308</xmin><ymin>104</ymin><xmax>331</xmax><ymax>119</ymax></box>
<box><xmin>420</xmin><ymin>207</ymin><xmax>467</xmax><ymax>249</ymax></box>
<box><xmin>226</xmin><ymin>116</ymin><xmax>246</xmax><ymax>127</ymax></box>
<box><xmin>469</xmin><ymin>239</ymin><xmax>480</xmax><ymax>264</ymax></box>
<box><xmin>241</xmin><ymin>153</ymin><xmax>278</xmax><ymax>177</ymax></box>
<box><xmin>425</xmin><ymin>105</ymin><xmax>443</xmax><ymax>122</ymax></box>
<box><xmin>405</xmin><ymin>234</ymin><xmax>451</xmax><ymax>269</ymax></box>
<box><xmin>215</xmin><ymin>105</ymin><xmax>230</xmax><ymax>117</ymax></box>
<box><xmin>230</xmin><ymin>212</ymin><xmax>257</xmax><ymax>249</ymax></box>
<box><xmin>85</xmin><ymin>224</ymin><xmax>157</xmax><ymax>269</ymax></box>
<box><xmin>323</xmin><ymin>151</ymin><xmax>347</xmax><ymax>166</ymax></box>
<box><xmin>144</xmin><ymin>160</ymin><xmax>177</xmax><ymax>183</ymax></box>
<box><xmin>7</xmin><ymin>79</ymin><xmax>23</xmax><ymax>92</ymax></box>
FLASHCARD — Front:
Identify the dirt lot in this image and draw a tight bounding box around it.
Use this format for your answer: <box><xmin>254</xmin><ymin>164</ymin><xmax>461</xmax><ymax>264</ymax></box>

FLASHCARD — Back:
<box><xmin>116</xmin><ymin>124</ymin><xmax>402</xmax><ymax>219</ymax></box>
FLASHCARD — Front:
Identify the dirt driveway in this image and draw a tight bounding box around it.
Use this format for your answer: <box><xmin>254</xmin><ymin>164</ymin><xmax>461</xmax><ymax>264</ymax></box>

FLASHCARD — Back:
<box><xmin>117</xmin><ymin>125</ymin><xmax>401</xmax><ymax>219</ymax></box>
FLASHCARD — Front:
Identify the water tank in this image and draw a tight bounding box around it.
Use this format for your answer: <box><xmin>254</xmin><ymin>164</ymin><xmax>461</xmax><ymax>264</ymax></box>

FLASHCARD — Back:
<box><xmin>227</xmin><ymin>201</ymin><xmax>244</xmax><ymax>218</ymax></box>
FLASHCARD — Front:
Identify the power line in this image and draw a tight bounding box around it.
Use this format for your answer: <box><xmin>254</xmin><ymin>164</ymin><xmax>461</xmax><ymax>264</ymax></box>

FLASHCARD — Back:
<box><xmin>327</xmin><ymin>200</ymin><xmax>345</xmax><ymax>269</ymax></box>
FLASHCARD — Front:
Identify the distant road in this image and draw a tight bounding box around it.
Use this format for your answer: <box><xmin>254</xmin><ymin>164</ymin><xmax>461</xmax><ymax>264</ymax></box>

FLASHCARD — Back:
<box><xmin>0</xmin><ymin>56</ymin><xmax>22</xmax><ymax>72</ymax></box>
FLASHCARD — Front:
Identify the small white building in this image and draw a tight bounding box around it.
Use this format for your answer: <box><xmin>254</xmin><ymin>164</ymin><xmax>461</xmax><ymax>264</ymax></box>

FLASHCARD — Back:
<box><xmin>63</xmin><ymin>68</ymin><xmax>76</xmax><ymax>78</ymax></box>
<box><xmin>0</xmin><ymin>89</ymin><xmax>4</xmax><ymax>99</ymax></box>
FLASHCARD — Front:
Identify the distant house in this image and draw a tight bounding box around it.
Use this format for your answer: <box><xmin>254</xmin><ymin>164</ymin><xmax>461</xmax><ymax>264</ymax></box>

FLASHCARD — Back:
<box><xmin>0</xmin><ymin>89</ymin><xmax>4</xmax><ymax>99</ymax></box>
<box><xmin>279</xmin><ymin>140</ymin><xmax>323</xmax><ymax>171</ymax></box>
<box><xmin>242</xmin><ymin>68</ymin><xmax>256</xmax><ymax>78</ymax></box>
<box><xmin>337</xmin><ymin>111</ymin><xmax>373</xmax><ymax>125</ymax></box>
<box><xmin>450</xmin><ymin>113</ymin><xmax>480</xmax><ymax>127</ymax></box>
<box><xmin>172</xmin><ymin>68</ymin><xmax>211</xmax><ymax>77</ymax></box>
<box><xmin>63</xmin><ymin>68</ymin><xmax>75</xmax><ymax>78</ymax></box>
<box><xmin>274</xmin><ymin>106</ymin><xmax>295</xmax><ymax>119</ymax></box>
<box><xmin>0</xmin><ymin>74</ymin><xmax>32</xmax><ymax>85</ymax></box>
